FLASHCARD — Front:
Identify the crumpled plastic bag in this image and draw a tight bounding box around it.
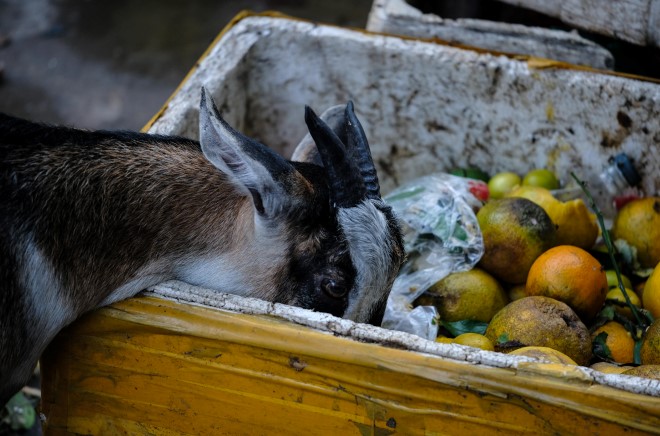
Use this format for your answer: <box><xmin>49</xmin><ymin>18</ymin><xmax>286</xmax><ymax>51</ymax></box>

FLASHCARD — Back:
<box><xmin>381</xmin><ymin>173</ymin><xmax>485</xmax><ymax>340</ymax></box>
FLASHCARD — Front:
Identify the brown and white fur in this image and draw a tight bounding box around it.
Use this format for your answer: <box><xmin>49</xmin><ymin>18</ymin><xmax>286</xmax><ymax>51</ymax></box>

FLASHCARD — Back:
<box><xmin>0</xmin><ymin>89</ymin><xmax>404</xmax><ymax>404</ymax></box>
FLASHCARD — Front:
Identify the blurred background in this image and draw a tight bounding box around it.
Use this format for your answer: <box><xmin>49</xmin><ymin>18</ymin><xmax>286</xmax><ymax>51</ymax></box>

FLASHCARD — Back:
<box><xmin>1</xmin><ymin>0</ymin><xmax>658</xmax><ymax>132</ymax></box>
<box><xmin>0</xmin><ymin>0</ymin><xmax>373</xmax><ymax>131</ymax></box>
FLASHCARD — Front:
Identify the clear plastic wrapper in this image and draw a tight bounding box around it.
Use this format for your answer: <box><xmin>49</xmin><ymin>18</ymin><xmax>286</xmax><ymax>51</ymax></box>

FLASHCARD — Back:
<box><xmin>381</xmin><ymin>173</ymin><xmax>485</xmax><ymax>340</ymax></box>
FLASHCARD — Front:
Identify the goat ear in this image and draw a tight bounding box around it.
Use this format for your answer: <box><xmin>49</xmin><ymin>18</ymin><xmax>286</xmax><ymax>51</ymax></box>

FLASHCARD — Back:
<box><xmin>198</xmin><ymin>88</ymin><xmax>295</xmax><ymax>216</ymax></box>
<box><xmin>291</xmin><ymin>104</ymin><xmax>346</xmax><ymax>164</ymax></box>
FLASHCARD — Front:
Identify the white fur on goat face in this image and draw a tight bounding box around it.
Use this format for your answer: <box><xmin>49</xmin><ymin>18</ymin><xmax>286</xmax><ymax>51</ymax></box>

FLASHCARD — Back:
<box><xmin>295</xmin><ymin>103</ymin><xmax>405</xmax><ymax>325</ymax></box>
<box><xmin>338</xmin><ymin>199</ymin><xmax>401</xmax><ymax>323</ymax></box>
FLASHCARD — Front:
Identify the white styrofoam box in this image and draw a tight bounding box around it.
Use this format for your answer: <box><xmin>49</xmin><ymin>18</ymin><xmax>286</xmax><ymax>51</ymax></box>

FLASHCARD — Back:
<box><xmin>144</xmin><ymin>15</ymin><xmax>660</xmax><ymax>397</ymax></box>
<box><xmin>497</xmin><ymin>0</ymin><xmax>660</xmax><ymax>47</ymax></box>
<box><xmin>149</xmin><ymin>15</ymin><xmax>659</xmax><ymax>210</ymax></box>
<box><xmin>366</xmin><ymin>0</ymin><xmax>615</xmax><ymax>69</ymax></box>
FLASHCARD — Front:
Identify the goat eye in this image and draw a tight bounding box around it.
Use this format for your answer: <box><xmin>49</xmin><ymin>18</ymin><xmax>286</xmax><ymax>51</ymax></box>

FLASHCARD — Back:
<box><xmin>321</xmin><ymin>278</ymin><xmax>348</xmax><ymax>298</ymax></box>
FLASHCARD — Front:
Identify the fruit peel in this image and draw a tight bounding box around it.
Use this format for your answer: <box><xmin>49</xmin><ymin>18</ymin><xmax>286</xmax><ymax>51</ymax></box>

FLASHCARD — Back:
<box><xmin>507</xmin><ymin>186</ymin><xmax>598</xmax><ymax>250</ymax></box>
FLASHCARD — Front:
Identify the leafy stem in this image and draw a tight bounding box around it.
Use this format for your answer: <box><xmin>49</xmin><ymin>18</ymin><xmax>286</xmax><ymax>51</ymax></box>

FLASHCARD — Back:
<box><xmin>570</xmin><ymin>173</ymin><xmax>647</xmax><ymax>328</ymax></box>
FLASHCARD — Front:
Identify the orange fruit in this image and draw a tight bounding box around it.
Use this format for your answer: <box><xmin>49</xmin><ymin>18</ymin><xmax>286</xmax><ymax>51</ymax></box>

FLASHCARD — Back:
<box><xmin>611</xmin><ymin>197</ymin><xmax>660</xmax><ymax>268</ymax></box>
<box><xmin>477</xmin><ymin>197</ymin><xmax>556</xmax><ymax>284</ymax></box>
<box><xmin>622</xmin><ymin>365</ymin><xmax>660</xmax><ymax>380</ymax></box>
<box><xmin>508</xmin><ymin>284</ymin><xmax>527</xmax><ymax>301</ymax></box>
<box><xmin>508</xmin><ymin>346</ymin><xmax>577</xmax><ymax>365</ymax></box>
<box><xmin>635</xmin><ymin>280</ymin><xmax>646</xmax><ymax>301</ymax></box>
<box><xmin>506</xmin><ymin>186</ymin><xmax>598</xmax><ymax>250</ymax></box>
<box><xmin>605</xmin><ymin>270</ymin><xmax>633</xmax><ymax>290</ymax></box>
<box><xmin>643</xmin><ymin>262</ymin><xmax>660</xmax><ymax>318</ymax></box>
<box><xmin>453</xmin><ymin>333</ymin><xmax>495</xmax><ymax>351</ymax></box>
<box><xmin>506</xmin><ymin>185</ymin><xmax>557</xmax><ymax>208</ymax></box>
<box><xmin>485</xmin><ymin>296</ymin><xmax>591</xmax><ymax>366</ymax></box>
<box><xmin>640</xmin><ymin>318</ymin><xmax>660</xmax><ymax>365</ymax></box>
<box><xmin>546</xmin><ymin>199</ymin><xmax>599</xmax><ymax>250</ymax></box>
<box><xmin>590</xmin><ymin>362</ymin><xmax>633</xmax><ymax>374</ymax></box>
<box><xmin>605</xmin><ymin>287</ymin><xmax>641</xmax><ymax>320</ymax></box>
<box><xmin>592</xmin><ymin>321</ymin><xmax>635</xmax><ymax>364</ymax></box>
<box><xmin>525</xmin><ymin>245</ymin><xmax>608</xmax><ymax>321</ymax></box>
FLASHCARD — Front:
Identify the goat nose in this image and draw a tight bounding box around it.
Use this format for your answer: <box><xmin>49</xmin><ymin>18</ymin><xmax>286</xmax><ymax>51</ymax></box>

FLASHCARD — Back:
<box><xmin>321</xmin><ymin>278</ymin><xmax>348</xmax><ymax>298</ymax></box>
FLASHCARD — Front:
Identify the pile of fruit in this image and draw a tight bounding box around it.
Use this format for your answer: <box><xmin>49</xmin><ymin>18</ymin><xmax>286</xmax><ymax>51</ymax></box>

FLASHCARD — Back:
<box><xmin>416</xmin><ymin>168</ymin><xmax>660</xmax><ymax>378</ymax></box>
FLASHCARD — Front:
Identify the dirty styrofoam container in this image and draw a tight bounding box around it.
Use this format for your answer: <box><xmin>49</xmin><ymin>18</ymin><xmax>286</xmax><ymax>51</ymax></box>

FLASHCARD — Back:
<box><xmin>41</xmin><ymin>12</ymin><xmax>660</xmax><ymax>435</ymax></box>
<box><xmin>497</xmin><ymin>0</ymin><xmax>660</xmax><ymax>48</ymax></box>
<box><xmin>366</xmin><ymin>0</ymin><xmax>615</xmax><ymax>69</ymax></box>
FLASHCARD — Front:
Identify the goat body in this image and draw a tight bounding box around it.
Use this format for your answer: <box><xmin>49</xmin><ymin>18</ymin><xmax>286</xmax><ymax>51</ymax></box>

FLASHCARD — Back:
<box><xmin>0</xmin><ymin>90</ymin><xmax>404</xmax><ymax>403</ymax></box>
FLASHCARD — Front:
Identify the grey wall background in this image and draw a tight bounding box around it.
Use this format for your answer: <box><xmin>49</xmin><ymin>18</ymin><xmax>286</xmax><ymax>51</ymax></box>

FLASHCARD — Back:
<box><xmin>0</xmin><ymin>0</ymin><xmax>372</xmax><ymax>130</ymax></box>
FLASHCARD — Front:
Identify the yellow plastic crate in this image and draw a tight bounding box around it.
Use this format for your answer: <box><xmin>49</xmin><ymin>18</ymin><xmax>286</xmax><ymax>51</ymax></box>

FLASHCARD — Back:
<box><xmin>41</xmin><ymin>12</ymin><xmax>660</xmax><ymax>435</ymax></box>
<box><xmin>42</xmin><ymin>296</ymin><xmax>660</xmax><ymax>434</ymax></box>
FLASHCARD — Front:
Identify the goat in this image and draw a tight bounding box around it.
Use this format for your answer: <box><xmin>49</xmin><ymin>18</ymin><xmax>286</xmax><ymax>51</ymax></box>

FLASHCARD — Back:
<box><xmin>0</xmin><ymin>88</ymin><xmax>404</xmax><ymax>404</ymax></box>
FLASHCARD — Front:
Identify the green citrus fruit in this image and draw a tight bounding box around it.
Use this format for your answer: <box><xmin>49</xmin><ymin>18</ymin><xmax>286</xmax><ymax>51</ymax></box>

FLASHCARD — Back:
<box><xmin>414</xmin><ymin>268</ymin><xmax>508</xmax><ymax>323</ymax></box>
<box><xmin>522</xmin><ymin>169</ymin><xmax>560</xmax><ymax>190</ymax></box>
<box><xmin>605</xmin><ymin>270</ymin><xmax>633</xmax><ymax>290</ymax></box>
<box><xmin>488</xmin><ymin>172</ymin><xmax>521</xmax><ymax>199</ymax></box>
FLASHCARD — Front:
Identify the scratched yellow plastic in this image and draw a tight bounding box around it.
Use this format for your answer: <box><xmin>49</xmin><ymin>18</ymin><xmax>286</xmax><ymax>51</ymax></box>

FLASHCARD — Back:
<box><xmin>40</xmin><ymin>296</ymin><xmax>660</xmax><ymax>435</ymax></box>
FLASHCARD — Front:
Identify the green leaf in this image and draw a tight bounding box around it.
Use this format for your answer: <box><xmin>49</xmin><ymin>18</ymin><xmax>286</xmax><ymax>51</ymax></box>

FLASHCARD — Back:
<box><xmin>441</xmin><ymin>319</ymin><xmax>488</xmax><ymax>337</ymax></box>
<box><xmin>592</xmin><ymin>332</ymin><xmax>613</xmax><ymax>362</ymax></box>
<box><xmin>593</xmin><ymin>304</ymin><xmax>616</xmax><ymax>328</ymax></box>
<box><xmin>613</xmin><ymin>239</ymin><xmax>640</xmax><ymax>271</ymax></box>
<box><xmin>385</xmin><ymin>186</ymin><xmax>425</xmax><ymax>202</ymax></box>
<box><xmin>3</xmin><ymin>392</ymin><xmax>36</xmax><ymax>431</ymax></box>
<box><xmin>633</xmin><ymin>339</ymin><xmax>644</xmax><ymax>365</ymax></box>
<box><xmin>450</xmin><ymin>167</ymin><xmax>489</xmax><ymax>182</ymax></box>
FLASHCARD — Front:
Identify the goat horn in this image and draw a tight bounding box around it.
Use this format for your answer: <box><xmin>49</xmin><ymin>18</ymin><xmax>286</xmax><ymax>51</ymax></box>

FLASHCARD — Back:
<box><xmin>304</xmin><ymin>105</ymin><xmax>366</xmax><ymax>208</ymax></box>
<box><xmin>345</xmin><ymin>101</ymin><xmax>381</xmax><ymax>200</ymax></box>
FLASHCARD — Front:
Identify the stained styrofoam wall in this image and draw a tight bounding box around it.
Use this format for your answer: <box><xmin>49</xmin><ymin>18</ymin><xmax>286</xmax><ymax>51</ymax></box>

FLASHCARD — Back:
<box><xmin>149</xmin><ymin>16</ymin><xmax>659</xmax><ymax>209</ymax></box>
<box><xmin>366</xmin><ymin>0</ymin><xmax>615</xmax><ymax>69</ymax></box>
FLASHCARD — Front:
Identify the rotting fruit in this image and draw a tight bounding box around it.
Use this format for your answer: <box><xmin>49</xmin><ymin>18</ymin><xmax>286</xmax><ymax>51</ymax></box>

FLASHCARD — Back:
<box><xmin>414</xmin><ymin>268</ymin><xmax>508</xmax><ymax>323</ymax></box>
<box><xmin>477</xmin><ymin>197</ymin><xmax>557</xmax><ymax>284</ymax></box>
<box><xmin>484</xmin><ymin>296</ymin><xmax>591</xmax><ymax>366</ymax></box>
<box><xmin>611</xmin><ymin>197</ymin><xmax>660</xmax><ymax>269</ymax></box>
